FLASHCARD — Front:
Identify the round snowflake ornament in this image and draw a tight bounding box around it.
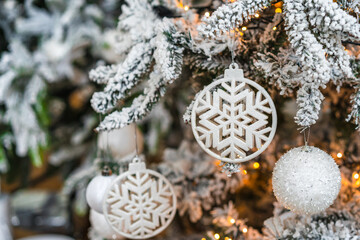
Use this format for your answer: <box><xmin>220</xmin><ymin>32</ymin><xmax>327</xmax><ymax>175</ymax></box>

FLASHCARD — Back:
<box><xmin>191</xmin><ymin>64</ymin><xmax>277</xmax><ymax>163</ymax></box>
<box><xmin>272</xmin><ymin>146</ymin><xmax>341</xmax><ymax>215</ymax></box>
<box><xmin>103</xmin><ymin>157</ymin><xmax>176</xmax><ymax>239</ymax></box>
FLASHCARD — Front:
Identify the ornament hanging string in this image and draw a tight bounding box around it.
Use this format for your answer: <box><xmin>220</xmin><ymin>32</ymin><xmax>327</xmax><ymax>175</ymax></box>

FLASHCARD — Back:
<box><xmin>133</xmin><ymin>123</ymin><xmax>140</xmax><ymax>162</ymax></box>
<box><xmin>97</xmin><ymin>114</ymin><xmax>102</xmax><ymax>159</ymax></box>
<box><xmin>98</xmin><ymin>114</ymin><xmax>110</xmax><ymax>172</ymax></box>
<box><xmin>229</xmin><ymin>28</ymin><xmax>237</xmax><ymax>64</ymax></box>
<box><xmin>106</xmin><ymin>129</ymin><xmax>111</xmax><ymax>162</ymax></box>
<box><xmin>303</xmin><ymin>127</ymin><xmax>311</xmax><ymax>147</ymax></box>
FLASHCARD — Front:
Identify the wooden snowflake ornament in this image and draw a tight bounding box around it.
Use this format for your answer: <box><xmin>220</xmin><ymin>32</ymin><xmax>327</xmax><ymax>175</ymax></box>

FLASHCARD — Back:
<box><xmin>103</xmin><ymin>157</ymin><xmax>176</xmax><ymax>239</ymax></box>
<box><xmin>191</xmin><ymin>64</ymin><xmax>277</xmax><ymax>164</ymax></box>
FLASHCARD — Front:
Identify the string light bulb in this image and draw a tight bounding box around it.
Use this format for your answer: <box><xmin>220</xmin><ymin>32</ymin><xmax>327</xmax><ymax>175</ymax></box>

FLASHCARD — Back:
<box><xmin>204</xmin><ymin>12</ymin><xmax>210</xmax><ymax>17</ymax></box>
<box><xmin>242</xmin><ymin>169</ymin><xmax>247</xmax><ymax>174</ymax></box>
<box><xmin>255</xmin><ymin>13</ymin><xmax>260</xmax><ymax>18</ymax></box>
<box><xmin>242</xmin><ymin>228</ymin><xmax>248</xmax><ymax>233</ymax></box>
<box><xmin>253</xmin><ymin>162</ymin><xmax>260</xmax><ymax>169</ymax></box>
<box><xmin>230</xmin><ymin>218</ymin><xmax>235</xmax><ymax>224</ymax></box>
<box><xmin>353</xmin><ymin>172</ymin><xmax>359</xmax><ymax>180</ymax></box>
<box><xmin>184</xmin><ymin>5</ymin><xmax>189</xmax><ymax>11</ymax></box>
<box><xmin>337</xmin><ymin>152</ymin><xmax>343</xmax><ymax>158</ymax></box>
<box><xmin>273</xmin><ymin>26</ymin><xmax>277</xmax><ymax>31</ymax></box>
<box><xmin>241</xmin><ymin>26</ymin><xmax>247</xmax><ymax>31</ymax></box>
<box><xmin>214</xmin><ymin>233</ymin><xmax>220</xmax><ymax>240</ymax></box>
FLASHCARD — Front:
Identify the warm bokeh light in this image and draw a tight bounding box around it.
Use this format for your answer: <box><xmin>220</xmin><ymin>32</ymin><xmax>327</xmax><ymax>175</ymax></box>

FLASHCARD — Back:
<box><xmin>205</xmin><ymin>12</ymin><xmax>210</xmax><ymax>17</ymax></box>
<box><xmin>353</xmin><ymin>172</ymin><xmax>359</xmax><ymax>180</ymax></box>
<box><xmin>255</xmin><ymin>13</ymin><xmax>260</xmax><ymax>18</ymax></box>
<box><xmin>242</xmin><ymin>26</ymin><xmax>247</xmax><ymax>31</ymax></box>
<box><xmin>253</xmin><ymin>162</ymin><xmax>260</xmax><ymax>169</ymax></box>
<box><xmin>242</xmin><ymin>227</ymin><xmax>248</xmax><ymax>233</ymax></box>
<box><xmin>274</xmin><ymin>1</ymin><xmax>283</xmax><ymax>7</ymax></box>
<box><xmin>230</xmin><ymin>218</ymin><xmax>235</xmax><ymax>224</ymax></box>
<box><xmin>337</xmin><ymin>152</ymin><xmax>343</xmax><ymax>158</ymax></box>
<box><xmin>273</xmin><ymin>26</ymin><xmax>277</xmax><ymax>31</ymax></box>
<box><xmin>201</xmin><ymin>238</ymin><xmax>206</xmax><ymax>240</ymax></box>
<box><xmin>243</xmin><ymin>169</ymin><xmax>247</xmax><ymax>175</ymax></box>
<box><xmin>214</xmin><ymin>233</ymin><xmax>220</xmax><ymax>239</ymax></box>
<box><xmin>184</xmin><ymin>5</ymin><xmax>189</xmax><ymax>11</ymax></box>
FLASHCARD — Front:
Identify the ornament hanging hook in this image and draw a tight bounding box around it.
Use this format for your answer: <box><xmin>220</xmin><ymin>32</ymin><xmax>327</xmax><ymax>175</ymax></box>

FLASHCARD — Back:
<box><xmin>98</xmin><ymin>114</ymin><xmax>110</xmax><ymax>171</ymax></box>
<box><xmin>97</xmin><ymin>114</ymin><xmax>102</xmax><ymax>159</ymax></box>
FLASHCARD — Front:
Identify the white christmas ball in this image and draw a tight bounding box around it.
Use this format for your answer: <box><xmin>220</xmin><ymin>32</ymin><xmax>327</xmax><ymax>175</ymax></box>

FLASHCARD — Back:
<box><xmin>97</xmin><ymin>123</ymin><xmax>143</xmax><ymax>160</ymax></box>
<box><xmin>272</xmin><ymin>146</ymin><xmax>341</xmax><ymax>215</ymax></box>
<box><xmin>86</xmin><ymin>174</ymin><xmax>116</xmax><ymax>213</ymax></box>
<box><xmin>89</xmin><ymin>209</ymin><xmax>122</xmax><ymax>239</ymax></box>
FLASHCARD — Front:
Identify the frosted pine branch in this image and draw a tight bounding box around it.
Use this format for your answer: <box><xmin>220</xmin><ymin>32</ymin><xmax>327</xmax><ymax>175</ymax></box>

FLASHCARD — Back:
<box><xmin>90</xmin><ymin>42</ymin><xmax>154</xmax><ymax>114</ymax></box>
<box><xmin>255</xmin><ymin>49</ymin><xmax>301</xmax><ymax>95</ymax></box>
<box><xmin>264</xmin><ymin>210</ymin><xmax>360</xmax><ymax>239</ymax></box>
<box><xmin>347</xmin><ymin>85</ymin><xmax>360</xmax><ymax>129</ymax></box>
<box><xmin>317</xmin><ymin>33</ymin><xmax>354</xmax><ymax>83</ymax></box>
<box><xmin>89</xmin><ymin>64</ymin><xmax>118</xmax><ymax>84</ymax></box>
<box><xmin>198</xmin><ymin>0</ymin><xmax>271</xmax><ymax>38</ymax></box>
<box><xmin>96</xmin><ymin>68</ymin><xmax>166</xmax><ymax>131</ymax></box>
<box><xmin>154</xmin><ymin>19</ymin><xmax>188</xmax><ymax>83</ymax></box>
<box><xmin>309</xmin><ymin>0</ymin><xmax>360</xmax><ymax>41</ymax></box>
<box><xmin>284</xmin><ymin>0</ymin><xmax>331</xmax><ymax>88</ymax></box>
<box><xmin>294</xmin><ymin>84</ymin><xmax>324</xmax><ymax>129</ymax></box>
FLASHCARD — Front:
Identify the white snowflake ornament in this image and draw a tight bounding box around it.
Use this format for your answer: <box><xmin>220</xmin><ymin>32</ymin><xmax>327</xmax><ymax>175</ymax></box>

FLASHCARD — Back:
<box><xmin>272</xmin><ymin>146</ymin><xmax>341</xmax><ymax>215</ymax></box>
<box><xmin>191</xmin><ymin>64</ymin><xmax>277</xmax><ymax>165</ymax></box>
<box><xmin>103</xmin><ymin>157</ymin><xmax>177</xmax><ymax>239</ymax></box>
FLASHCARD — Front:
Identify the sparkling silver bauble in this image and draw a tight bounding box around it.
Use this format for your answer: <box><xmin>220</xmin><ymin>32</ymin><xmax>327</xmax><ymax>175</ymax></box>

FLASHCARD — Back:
<box><xmin>272</xmin><ymin>146</ymin><xmax>341</xmax><ymax>215</ymax></box>
<box><xmin>86</xmin><ymin>174</ymin><xmax>116</xmax><ymax>213</ymax></box>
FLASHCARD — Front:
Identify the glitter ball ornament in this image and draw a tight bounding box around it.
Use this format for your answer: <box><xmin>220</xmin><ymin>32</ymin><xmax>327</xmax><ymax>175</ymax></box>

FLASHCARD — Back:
<box><xmin>272</xmin><ymin>146</ymin><xmax>341</xmax><ymax>215</ymax></box>
<box><xmin>103</xmin><ymin>157</ymin><xmax>176</xmax><ymax>239</ymax></box>
<box><xmin>86</xmin><ymin>167</ymin><xmax>116</xmax><ymax>213</ymax></box>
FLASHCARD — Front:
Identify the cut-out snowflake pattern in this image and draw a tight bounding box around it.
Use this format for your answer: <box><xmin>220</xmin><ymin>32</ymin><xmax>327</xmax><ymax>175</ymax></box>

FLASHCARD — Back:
<box><xmin>191</xmin><ymin>65</ymin><xmax>277</xmax><ymax>163</ymax></box>
<box><xmin>103</xmin><ymin>161</ymin><xmax>176</xmax><ymax>239</ymax></box>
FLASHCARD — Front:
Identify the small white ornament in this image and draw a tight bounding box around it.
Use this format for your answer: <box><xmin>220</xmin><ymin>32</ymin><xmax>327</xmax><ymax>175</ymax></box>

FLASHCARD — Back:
<box><xmin>98</xmin><ymin>123</ymin><xmax>144</xmax><ymax>160</ymax></box>
<box><xmin>191</xmin><ymin>64</ymin><xmax>277</xmax><ymax>163</ymax></box>
<box><xmin>86</xmin><ymin>168</ymin><xmax>116</xmax><ymax>213</ymax></box>
<box><xmin>103</xmin><ymin>158</ymin><xmax>176</xmax><ymax>239</ymax></box>
<box><xmin>89</xmin><ymin>209</ymin><xmax>123</xmax><ymax>239</ymax></box>
<box><xmin>272</xmin><ymin>146</ymin><xmax>341</xmax><ymax>215</ymax></box>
